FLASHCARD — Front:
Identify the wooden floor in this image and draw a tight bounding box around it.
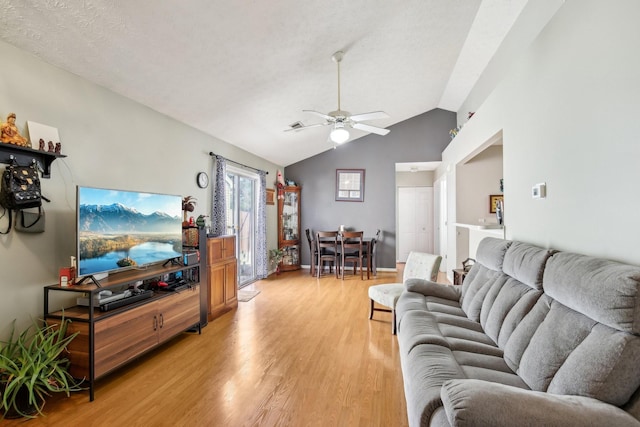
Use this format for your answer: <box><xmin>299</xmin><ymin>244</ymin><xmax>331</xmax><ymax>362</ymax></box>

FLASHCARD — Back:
<box><xmin>7</xmin><ymin>268</ymin><xmax>419</xmax><ymax>426</ymax></box>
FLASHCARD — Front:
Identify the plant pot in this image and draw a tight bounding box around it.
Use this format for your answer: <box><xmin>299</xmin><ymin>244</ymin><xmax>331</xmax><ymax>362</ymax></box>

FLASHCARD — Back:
<box><xmin>2</xmin><ymin>385</ymin><xmax>42</xmax><ymax>419</ymax></box>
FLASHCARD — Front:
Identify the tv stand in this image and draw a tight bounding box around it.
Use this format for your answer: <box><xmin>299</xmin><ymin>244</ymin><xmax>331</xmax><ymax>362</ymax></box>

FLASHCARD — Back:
<box><xmin>44</xmin><ymin>262</ymin><xmax>201</xmax><ymax>401</ymax></box>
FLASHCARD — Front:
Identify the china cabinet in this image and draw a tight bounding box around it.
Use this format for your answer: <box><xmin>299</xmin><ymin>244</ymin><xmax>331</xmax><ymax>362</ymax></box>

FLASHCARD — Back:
<box><xmin>277</xmin><ymin>186</ymin><xmax>301</xmax><ymax>271</ymax></box>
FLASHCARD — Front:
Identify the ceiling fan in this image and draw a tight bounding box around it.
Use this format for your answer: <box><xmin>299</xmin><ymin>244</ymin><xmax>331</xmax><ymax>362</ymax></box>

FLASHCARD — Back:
<box><xmin>286</xmin><ymin>51</ymin><xmax>390</xmax><ymax>144</ymax></box>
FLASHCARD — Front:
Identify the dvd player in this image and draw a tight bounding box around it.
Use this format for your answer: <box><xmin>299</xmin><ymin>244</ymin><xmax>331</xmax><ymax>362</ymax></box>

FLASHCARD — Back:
<box><xmin>77</xmin><ymin>291</ymin><xmax>128</xmax><ymax>307</ymax></box>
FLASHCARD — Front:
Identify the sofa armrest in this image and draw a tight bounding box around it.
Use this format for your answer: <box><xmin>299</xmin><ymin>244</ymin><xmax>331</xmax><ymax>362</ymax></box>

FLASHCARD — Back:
<box><xmin>405</xmin><ymin>278</ymin><xmax>461</xmax><ymax>301</ymax></box>
<box><xmin>441</xmin><ymin>379</ymin><xmax>640</xmax><ymax>427</ymax></box>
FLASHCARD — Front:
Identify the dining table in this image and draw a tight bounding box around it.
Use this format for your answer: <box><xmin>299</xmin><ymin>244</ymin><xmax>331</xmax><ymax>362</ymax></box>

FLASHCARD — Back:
<box><xmin>311</xmin><ymin>232</ymin><xmax>377</xmax><ymax>279</ymax></box>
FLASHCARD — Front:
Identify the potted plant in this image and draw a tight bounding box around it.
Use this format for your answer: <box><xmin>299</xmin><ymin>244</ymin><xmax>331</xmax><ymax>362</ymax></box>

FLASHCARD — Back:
<box><xmin>0</xmin><ymin>317</ymin><xmax>84</xmax><ymax>419</ymax></box>
<box><xmin>269</xmin><ymin>248</ymin><xmax>284</xmax><ymax>274</ymax></box>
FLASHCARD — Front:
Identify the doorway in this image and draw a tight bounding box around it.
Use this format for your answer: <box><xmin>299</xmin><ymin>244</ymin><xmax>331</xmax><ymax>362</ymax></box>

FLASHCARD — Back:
<box><xmin>397</xmin><ymin>186</ymin><xmax>434</xmax><ymax>262</ymax></box>
<box><xmin>225</xmin><ymin>166</ymin><xmax>259</xmax><ymax>287</ymax></box>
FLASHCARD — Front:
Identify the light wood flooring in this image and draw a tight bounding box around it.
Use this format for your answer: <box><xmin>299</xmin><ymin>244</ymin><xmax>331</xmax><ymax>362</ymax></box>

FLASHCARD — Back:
<box><xmin>5</xmin><ymin>268</ymin><xmax>425</xmax><ymax>426</ymax></box>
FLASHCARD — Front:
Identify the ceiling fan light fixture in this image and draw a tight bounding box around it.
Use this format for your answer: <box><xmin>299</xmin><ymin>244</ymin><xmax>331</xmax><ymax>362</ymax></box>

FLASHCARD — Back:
<box><xmin>330</xmin><ymin>124</ymin><xmax>350</xmax><ymax>144</ymax></box>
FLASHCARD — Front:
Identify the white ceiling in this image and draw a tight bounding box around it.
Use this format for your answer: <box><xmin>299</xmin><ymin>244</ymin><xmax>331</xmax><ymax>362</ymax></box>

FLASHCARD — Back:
<box><xmin>0</xmin><ymin>0</ymin><xmax>528</xmax><ymax>166</ymax></box>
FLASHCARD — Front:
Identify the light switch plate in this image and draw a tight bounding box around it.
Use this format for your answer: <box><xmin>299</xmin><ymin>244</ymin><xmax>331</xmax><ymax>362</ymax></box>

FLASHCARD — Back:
<box><xmin>532</xmin><ymin>183</ymin><xmax>546</xmax><ymax>199</ymax></box>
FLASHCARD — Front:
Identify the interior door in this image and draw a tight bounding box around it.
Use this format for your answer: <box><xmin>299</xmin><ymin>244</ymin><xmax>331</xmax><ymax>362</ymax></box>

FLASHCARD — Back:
<box><xmin>398</xmin><ymin>186</ymin><xmax>434</xmax><ymax>262</ymax></box>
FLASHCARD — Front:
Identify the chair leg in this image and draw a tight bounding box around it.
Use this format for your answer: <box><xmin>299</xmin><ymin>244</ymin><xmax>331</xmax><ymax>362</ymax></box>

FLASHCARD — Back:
<box><xmin>369</xmin><ymin>299</ymin><xmax>374</xmax><ymax>320</ymax></box>
<box><xmin>392</xmin><ymin>308</ymin><xmax>397</xmax><ymax>335</ymax></box>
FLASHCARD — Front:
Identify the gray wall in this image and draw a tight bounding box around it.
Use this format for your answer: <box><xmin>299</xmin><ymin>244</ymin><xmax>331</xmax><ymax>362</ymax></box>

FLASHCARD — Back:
<box><xmin>285</xmin><ymin>108</ymin><xmax>455</xmax><ymax>269</ymax></box>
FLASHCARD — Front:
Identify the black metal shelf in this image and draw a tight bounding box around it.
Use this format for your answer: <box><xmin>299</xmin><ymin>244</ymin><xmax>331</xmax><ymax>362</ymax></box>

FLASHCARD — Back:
<box><xmin>0</xmin><ymin>143</ymin><xmax>66</xmax><ymax>178</ymax></box>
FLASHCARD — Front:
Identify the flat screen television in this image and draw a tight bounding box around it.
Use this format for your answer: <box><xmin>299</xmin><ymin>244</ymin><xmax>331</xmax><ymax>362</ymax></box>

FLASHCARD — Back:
<box><xmin>76</xmin><ymin>186</ymin><xmax>183</xmax><ymax>278</ymax></box>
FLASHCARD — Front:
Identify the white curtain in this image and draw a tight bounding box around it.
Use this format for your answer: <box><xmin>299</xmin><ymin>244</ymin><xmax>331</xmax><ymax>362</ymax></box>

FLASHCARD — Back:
<box><xmin>256</xmin><ymin>171</ymin><xmax>268</xmax><ymax>279</ymax></box>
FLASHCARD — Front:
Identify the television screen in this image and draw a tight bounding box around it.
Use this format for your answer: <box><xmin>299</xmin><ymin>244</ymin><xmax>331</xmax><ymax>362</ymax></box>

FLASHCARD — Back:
<box><xmin>77</xmin><ymin>186</ymin><xmax>183</xmax><ymax>277</ymax></box>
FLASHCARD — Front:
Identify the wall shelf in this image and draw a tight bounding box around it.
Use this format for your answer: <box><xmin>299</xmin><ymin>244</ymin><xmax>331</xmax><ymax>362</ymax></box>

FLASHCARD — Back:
<box><xmin>0</xmin><ymin>143</ymin><xmax>66</xmax><ymax>178</ymax></box>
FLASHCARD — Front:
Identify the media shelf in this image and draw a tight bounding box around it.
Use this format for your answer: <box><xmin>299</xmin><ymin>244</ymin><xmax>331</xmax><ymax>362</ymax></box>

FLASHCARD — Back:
<box><xmin>44</xmin><ymin>262</ymin><xmax>201</xmax><ymax>401</ymax></box>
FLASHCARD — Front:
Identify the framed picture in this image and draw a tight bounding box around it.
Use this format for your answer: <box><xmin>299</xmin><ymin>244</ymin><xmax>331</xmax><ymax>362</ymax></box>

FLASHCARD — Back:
<box><xmin>489</xmin><ymin>194</ymin><xmax>504</xmax><ymax>213</ymax></box>
<box><xmin>336</xmin><ymin>169</ymin><xmax>365</xmax><ymax>202</ymax></box>
<box><xmin>266</xmin><ymin>188</ymin><xmax>275</xmax><ymax>205</ymax></box>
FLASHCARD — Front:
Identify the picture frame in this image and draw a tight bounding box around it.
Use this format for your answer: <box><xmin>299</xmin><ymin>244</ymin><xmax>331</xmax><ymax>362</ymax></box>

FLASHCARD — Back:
<box><xmin>336</xmin><ymin>169</ymin><xmax>365</xmax><ymax>202</ymax></box>
<box><xmin>489</xmin><ymin>194</ymin><xmax>504</xmax><ymax>213</ymax></box>
<box><xmin>266</xmin><ymin>188</ymin><xmax>275</xmax><ymax>205</ymax></box>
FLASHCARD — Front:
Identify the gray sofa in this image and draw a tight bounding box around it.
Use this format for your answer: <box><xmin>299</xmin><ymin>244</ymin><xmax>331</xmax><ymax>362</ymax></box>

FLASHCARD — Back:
<box><xmin>396</xmin><ymin>237</ymin><xmax>640</xmax><ymax>426</ymax></box>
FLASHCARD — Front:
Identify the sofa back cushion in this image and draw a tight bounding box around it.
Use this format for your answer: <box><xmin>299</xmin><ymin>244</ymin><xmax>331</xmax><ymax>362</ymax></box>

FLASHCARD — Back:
<box><xmin>505</xmin><ymin>251</ymin><xmax>640</xmax><ymax>406</ymax></box>
<box><xmin>460</xmin><ymin>238</ymin><xmax>512</xmax><ymax>321</ymax></box>
<box><xmin>478</xmin><ymin>241</ymin><xmax>550</xmax><ymax>347</ymax></box>
<box><xmin>544</xmin><ymin>252</ymin><xmax>640</xmax><ymax>334</ymax></box>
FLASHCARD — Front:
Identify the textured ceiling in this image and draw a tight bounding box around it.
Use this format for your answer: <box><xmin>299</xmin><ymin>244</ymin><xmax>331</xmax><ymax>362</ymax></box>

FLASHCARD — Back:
<box><xmin>0</xmin><ymin>0</ymin><xmax>528</xmax><ymax>166</ymax></box>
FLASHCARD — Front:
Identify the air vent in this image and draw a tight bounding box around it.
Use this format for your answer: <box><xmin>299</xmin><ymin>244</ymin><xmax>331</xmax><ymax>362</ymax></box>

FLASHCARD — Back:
<box><xmin>289</xmin><ymin>121</ymin><xmax>304</xmax><ymax>130</ymax></box>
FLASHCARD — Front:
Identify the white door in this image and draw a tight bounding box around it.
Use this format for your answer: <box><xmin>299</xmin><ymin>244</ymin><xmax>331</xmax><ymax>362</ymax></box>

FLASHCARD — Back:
<box><xmin>398</xmin><ymin>186</ymin><xmax>434</xmax><ymax>262</ymax></box>
<box><xmin>434</xmin><ymin>177</ymin><xmax>447</xmax><ymax>271</ymax></box>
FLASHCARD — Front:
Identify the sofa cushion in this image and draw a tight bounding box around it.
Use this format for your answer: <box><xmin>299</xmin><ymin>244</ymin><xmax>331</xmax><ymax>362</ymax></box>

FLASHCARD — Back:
<box><xmin>548</xmin><ymin>323</ymin><xmax>640</xmax><ymax>406</ymax></box>
<box><xmin>472</xmin><ymin>237</ymin><xmax>512</xmax><ymax>272</ymax></box>
<box><xmin>501</xmin><ymin>241</ymin><xmax>554</xmax><ymax>290</ymax></box>
<box><xmin>440</xmin><ymin>379</ymin><xmax>640</xmax><ymax>427</ymax></box>
<box><xmin>503</xmin><ymin>294</ymin><xmax>552</xmax><ymax>373</ymax></box>
<box><xmin>543</xmin><ymin>252</ymin><xmax>640</xmax><ymax>334</ymax></box>
<box><xmin>398</xmin><ymin>310</ymin><xmax>450</xmax><ymax>353</ymax></box>
<box><xmin>400</xmin><ymin>344</ymin><xmax>466</xmax><ymax>427</ymax></box>
<box><xmin>517</xmin><ymin>301</ymin><xmax>596</xmax><ymax>391</ymax></box>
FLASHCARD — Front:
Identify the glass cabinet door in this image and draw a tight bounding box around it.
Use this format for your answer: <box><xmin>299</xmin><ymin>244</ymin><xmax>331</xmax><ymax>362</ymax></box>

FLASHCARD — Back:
<box><xmin>277</xmin><ymin>186</ymin><xmax>301</xmax><ymax>271</ymax></box>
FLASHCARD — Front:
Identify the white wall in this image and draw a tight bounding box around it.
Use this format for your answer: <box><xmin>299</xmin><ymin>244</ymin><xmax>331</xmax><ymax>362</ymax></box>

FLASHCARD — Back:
<box><xmin>456</xmin><ymin>145</ymin><xmax>503</xmax><ymax>225</ymax></box>
<box><xmin>439</xmin><ymin>0</ymin><xmax>640</xmax><ymax>273</ymax></box>
<box><xmin>0</xmin><ymin>40</ymin><xmax>281</xmax><ymax>337</ymax></box>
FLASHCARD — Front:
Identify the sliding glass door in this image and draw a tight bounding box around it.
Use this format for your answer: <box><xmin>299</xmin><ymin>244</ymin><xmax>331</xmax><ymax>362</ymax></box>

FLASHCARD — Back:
<box><xmin>225</xmin><ymin>166</ymin><xmax>258</xmax><ymax>287</ymax></box>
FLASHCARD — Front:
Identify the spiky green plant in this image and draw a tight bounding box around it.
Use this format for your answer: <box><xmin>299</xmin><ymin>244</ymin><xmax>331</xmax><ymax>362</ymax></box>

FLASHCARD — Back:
<box><xmin>0</xmin><ymin>318</ymin><xmax>84</xmax><ymax>419</ymax></box>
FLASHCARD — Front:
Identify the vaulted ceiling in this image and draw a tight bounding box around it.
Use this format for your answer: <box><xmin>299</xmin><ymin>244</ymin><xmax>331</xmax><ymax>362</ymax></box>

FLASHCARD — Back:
<box><xmin>0</xmin><ymin>0</ymin><xmax>529</xmax><ymax>166</ymax></box>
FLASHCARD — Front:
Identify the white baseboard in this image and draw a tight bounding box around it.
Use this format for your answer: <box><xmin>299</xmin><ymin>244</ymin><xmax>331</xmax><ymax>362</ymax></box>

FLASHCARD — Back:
<box><xmin>300</xmin><ymin>264</ymin><xmax>397</xmax><ymax>273</ymax></box>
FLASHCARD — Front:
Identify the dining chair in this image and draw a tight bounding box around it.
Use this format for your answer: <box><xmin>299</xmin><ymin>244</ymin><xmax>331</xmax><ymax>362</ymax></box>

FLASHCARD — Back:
<box><xmin>340</xmin><ymin>231</ymin><xmax>365</xmax><ymax>280</ymax></box>
<box><xmin>362</xmin><ymin>229</ymin><xmax>381</xmax><ymax>277</ymax></box>
<box><xmin>305</xmin><ymin>228</ymin><xmax>317</xmax><ymax>277</ymax></box>
<box><xmin>316</xmin><ymin>231</ymin><xmax>339</xmax><ymax>278</ymax></box>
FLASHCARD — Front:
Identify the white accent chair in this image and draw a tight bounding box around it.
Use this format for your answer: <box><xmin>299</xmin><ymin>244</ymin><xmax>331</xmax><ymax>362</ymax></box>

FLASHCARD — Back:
<box><xmin>368</xmin><ymin>251</ymin><xmax>442</xmax><ymax>334</ymax></box>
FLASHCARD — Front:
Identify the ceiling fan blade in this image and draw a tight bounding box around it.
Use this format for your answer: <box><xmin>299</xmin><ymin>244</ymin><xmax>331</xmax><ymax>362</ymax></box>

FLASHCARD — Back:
<box><xmin>284</xmin><ymin>122</ymin><xmax>330</xmax><ymax>132</ymax></box>
<box><xmin>353</xmin><ymin>122</ymin><xmax>390</xmax><ymax>136</ymax></box>
<box><xmin>303</xmin><ymin>110</ymin><xmax>335</xmax><ymax>121</ymax></box>
<box><xmin>349</xmin><ymin>111</ymin><xmax>390</xmax><ymax>122</ymax></box>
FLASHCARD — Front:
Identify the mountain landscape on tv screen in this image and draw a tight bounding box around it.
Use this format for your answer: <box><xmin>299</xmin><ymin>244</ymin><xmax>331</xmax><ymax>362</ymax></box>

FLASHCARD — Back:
<box><xmin>79</xmin><ymin>203</ymin><xmax>180</xmax><ymax>233</ymax></box>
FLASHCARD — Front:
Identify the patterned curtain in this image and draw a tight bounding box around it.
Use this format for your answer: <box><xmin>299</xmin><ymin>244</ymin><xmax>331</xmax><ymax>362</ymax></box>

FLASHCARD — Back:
<box><xmin>256</xmin><ymin>171</ymin><xmax>268</xmax><ymax>279</ymax></box>
<box><xmin>211</xmin><ymin>155</ymin><xmax>227</xmax><ymax>236</ymax></box>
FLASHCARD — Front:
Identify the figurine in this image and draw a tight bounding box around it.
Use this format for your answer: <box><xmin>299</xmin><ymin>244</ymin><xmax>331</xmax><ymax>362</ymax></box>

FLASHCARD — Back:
<box><xmin>1</xmin><ymin>112</ymin><xmax>30</xmax><ymax>147</ymax></box>
<box><xmin>276</xmin><ymin>169</ymin><xmax>285</xmax><ymax>199</ymax></box>
<box><xmin>48</xmin><ymin>141</ymin><xmax>54</xmax><ymax>152</ymax></box>
<box><xmin>39</xmin><ymin>138</ymin><xmax>45</xmax><ymax>151</ymax></box>
<box><xmin>55</xmin><ymin>142</ymin><xmax>62</xmax><ymax>154</ymax></box>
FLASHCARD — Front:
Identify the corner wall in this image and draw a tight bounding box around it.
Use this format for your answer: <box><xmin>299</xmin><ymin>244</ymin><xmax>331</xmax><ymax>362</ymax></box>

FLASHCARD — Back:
<box><xmin>0</xmin><ymin>40</ymin><xmax>280</xmax><ymax>337</ymax></box>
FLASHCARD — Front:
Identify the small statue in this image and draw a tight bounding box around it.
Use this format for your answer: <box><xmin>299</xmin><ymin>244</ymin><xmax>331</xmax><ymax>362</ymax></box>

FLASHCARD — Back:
<box><xmin>1</xmin><ymin>112</ymin><xmax>30</xmax><ymax>147</ymax></box>
<box><xmin>39</xmin><ymin>138</ymin><xmax>45</xmax><ymax>151</ymax></box>
<box><xmin>48</xmin><ymin>141</ymin><xmax>54</xmax><ymax>152</ymax></box>
<box><xmin>55</xmin><ymin>142</ymin><xmax>62</xmax><ymax>154</ymax></box>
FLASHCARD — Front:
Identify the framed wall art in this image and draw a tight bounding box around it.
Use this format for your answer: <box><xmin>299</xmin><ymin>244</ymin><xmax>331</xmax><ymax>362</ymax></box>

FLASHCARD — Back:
<box><xmin>266</xmin><ymin>188</ymin><xmax>275</xmax><ymax>205</ymax></box>
<box><xmin>336</xmin><ymin>169</ymin><xmax>365</xmax><ymax>202</ymax></box>
<box><xmin>489</xmin><ymin>194</ymin><xmax>504</xmax><ymax>213</ymax></box>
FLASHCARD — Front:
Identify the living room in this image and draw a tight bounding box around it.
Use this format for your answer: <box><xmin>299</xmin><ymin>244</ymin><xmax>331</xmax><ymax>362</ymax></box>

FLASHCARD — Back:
<box><xmin>1</xmin><ymin>0</ymin><xmax>640</xmax><ymax>425</ymax></box>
